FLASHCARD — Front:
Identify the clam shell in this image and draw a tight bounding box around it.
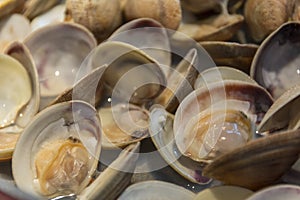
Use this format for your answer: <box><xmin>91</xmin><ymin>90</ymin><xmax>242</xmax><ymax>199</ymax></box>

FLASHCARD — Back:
<box><xmin>250</xmin><ymin>22</ymin><xmax>300</xmax><ymax>99</ymax></box>
<box><xmin>149</xmin><ymin>107</ymin><xmax>212</xmax><ymax>184</ymax></box>
<box><xmin>12</xmin><ymin>100</ymin><xmax>101</xmax><ymax>198</ymax></box>
<box><xmin>0</xmin><ymin>42</ymin><xmax>39</xmax><ymax>161</ymax></box>
<box><xmin>23</xmin><ymin>0</ymin><xmax>60</xmax><ymax>20</ymax></box>
<box><xmin>194</xmin><ymin>185</ymin><xmax>253</xmax><ymax>200</ymax></box>
<box><xmin>30</xmin><ymin>4</ymin><xmax>65</xmax><ymax>31</ymax></box>
<box><xmin>154</xmin><ymin>48</ymin><xmax>198</xmax><ymax>113</ymax></box>
<box><xmin>199</xmin><ymin>41</ymin><xmax>258</xmax><ymax>74</ymax></box>
<box><xmin>174</xmin><ymin>81</ymin><xmax>273</xmax><ymax>148</ymax></box>
<box><xmin>80</xmin><ymin>41</ymin><xmax>167</xmax><ymax>105</ymax></box>
<box><xmin>51</xmin><ymin>65</ymin><xmax>107</xmax><ymax>107</ymax></box>
<box><xmin>258</xmin><ymin>83</ymin><xmax>300</xmax><ymax>133</ymax></box>
<box><xmin>98</xmin><ymin>103</ymin><xmax>149</xmax><ymax>149</ymax></box>
<box><xmin>203</xmin><ymin>129</ymin><xmax>300</xmax><ymax>190</ymax></box>
<box><xmin>118</xmin><ymin>180</ymin><xmax>196</xmax><ymax>200</ymax></box>
<box><xmin>246</xmin><ymin>184</ymin><xmax>300</xmax><ymax>200</ymax></box>
<box><xmin>79</xmin><ymin>142</ymin><xmax>140</xmax><ymax>200</ymax></box>
<box><xmin>24</xmin><ymin>22</ymin><xmax>97</xmax><ymax>109</ymax></box>
<box><xmin>108</xmin><ymin>18</ymin><xmax>171</xmax><ymax>76</ymax></box>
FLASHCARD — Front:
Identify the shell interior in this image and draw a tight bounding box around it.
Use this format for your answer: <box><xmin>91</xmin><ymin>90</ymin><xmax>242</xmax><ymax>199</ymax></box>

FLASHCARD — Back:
<box><xmin>12</xmin><ymin>101</ymin><xmax>101</xmax><ymax>198</ymax></box>
<box><xmin>24</xmin><ymin>22</ymin><xmax>97</xmax><ymax>98</ymax></box>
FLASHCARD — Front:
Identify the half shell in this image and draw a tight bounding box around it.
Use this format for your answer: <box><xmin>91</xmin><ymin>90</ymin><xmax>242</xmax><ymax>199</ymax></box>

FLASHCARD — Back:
<box><xmin>12</xmin><ymin>100</ymin><xmax>101</xmax><ymax>198</ymax></box>
<box><xmin>251</xmin><ymin>22</ymin><xmax>300</xmax><ymax>99</ymax></box>
<box><xmin>24</xmin><ymin>22</ymin><xmax>97</xmax><ymax>109</ymax></box>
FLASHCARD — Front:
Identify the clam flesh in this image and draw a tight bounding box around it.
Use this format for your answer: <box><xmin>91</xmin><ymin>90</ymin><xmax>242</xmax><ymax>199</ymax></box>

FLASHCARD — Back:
<box><xmin>12</xmin><ymin>100</ymin><xmax>101</xmax><ymax>198</ymax></box>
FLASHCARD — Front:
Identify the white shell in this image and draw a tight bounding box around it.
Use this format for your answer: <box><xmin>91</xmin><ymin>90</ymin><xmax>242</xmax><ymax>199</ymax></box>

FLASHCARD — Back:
<box><xmin>246</xmin><ymin>185</ymin><xmax>300</xmax><ymax>200</ymax></box>
<box><xmin>12</xmin><ymin>100</ymin><xmax>101</xmax><ymax>198</ymax></box>
<box><xmin>24</xmin><ymin>22</ymin><xmax>97</xmax><ymax>108</ymax></box>
<box><xmin>118</xmin><ymin>180</ymin><xmax>196</xmax><ymax>200</ymax></box>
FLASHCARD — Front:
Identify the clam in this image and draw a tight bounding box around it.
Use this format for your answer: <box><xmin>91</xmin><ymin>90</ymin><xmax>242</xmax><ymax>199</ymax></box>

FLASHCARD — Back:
<box><xmin>194</xmin><ymin>185</ymin><xmax>253</xmax><ymax>200</ymax></box>
<box><xmin>12</xmin><ymin>100</ymin><xmax>101</xmax><ymax>198</ymax></box>
<box><xmin>246</xmin><ymin>184</ymin><xmax>300</xmax><ymax>200</ymax></box>
<box><xmin>118</xmin><ymin>180</ymin><xmax>196</xmax><ymax>200</ymax></box>
<box><xmin>199</xmin><ymin>41</ymin><xmax>259</xmax><ymax>74</ymax></box>
<box><xmin>123</xmin><ymin>0</ymin><xmax>182</xmax><ymax>31</ymax></box>
<box><xmin>98</xmin><ymin>103</ymin><xmax>149</xmax><ymax>149</ymax></box>
<box><xmin>149</xmin><ymin>107</ymin><xmax>212</xmax><ymax>184</ymax></box>
<box><xmin>79</xmin><ymin>142</ymin><xmax>140</xmax><ymax>200</ymax></box>
<box><xmin>65</xmin><ymin>0</ymin><xmax>122</xmax><ymax>42</ymax></box>
<box><xmin>22</xmin><ymin>0</ymin><xmax>61</xmax><ymax>20</ymax></box>
<box><xmin>174</xmin><ymin>80</ymin><xmax>273</xmax><ymax>163</ymax></box>
<box><xmin>0</xmin><ymin>0</ymin><xmax>24</xmax><ymax>19</ymax></box>
<box><xmin>79</xmin><ymin>41</ymin><xmax>167</xmax><ymax>105</ymax></box>
<box><xmin>0</xmin><ymin>14</ymin><xmax>31</xmax><ymax>52</ymax></box>
<box><xmin>250</xmin><ymin>22</ymin><xmax>300</xmax><ymax>99</ymax></box>
<box><xmin>24</xmin><ymin>22</ymin><xmax>97</xmax><ymax>109</ymax></box>
<box><xmin>154</xmin><ymin>48</ymin><xmax>198</xmax><ymax>113</ymax></box>
<box><xmin>244</xmin><ymin>0</ymin><xmax>299</xmax><ymax>42</ymax></box>
<box><xmin>258</xmin><ymin>83</ymin><xmax>300</xmax><ymax>133</ymax></box>
<box><xmin>0</xmin><ymin>41</ymin><xmax>39</xmax><ymax>161</ymax></box>
<box><xmin>203</xmin><ymin>129</ymin><xmax>300</xmax><ymax>190</ymax></box>
<box><xmin>108</xmin><ymin>18</ymin><xmax>172</xmax><ymax>77</ymax></box>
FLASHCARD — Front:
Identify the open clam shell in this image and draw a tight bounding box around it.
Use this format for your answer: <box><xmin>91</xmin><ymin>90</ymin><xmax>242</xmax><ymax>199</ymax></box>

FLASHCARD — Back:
<box><xmin>108</xmin><ymin>18</ymin><xmax>171</xmax><ymax>76</ymax></box>
<box><xmin>149</xmin><ymin>107</ymin><xmax>212</xmax><ymax>184</ymax></box>
<box><xmin>154</xmin><ymin>48</ymin><xmax>198</xmax><ymax>113</ymax></box>
<box><xmin>12</xmin><ymin>100</ymin><xmax>101</xmax><ymax>198</ymax></box>
<box><xmin>203</xmin><ymin>129</ymin><xmax>300</xmax><ymax>190</ymax></box>
<box><xmin>22</xmin><ymin>0</ymin><xmax>60</xmax><ymax>20</ymax></box>
<box><xmin>79</xmin><ymin>41</ymin><xmax>167</xmax><ymax>105</ymax></box>
<box><xmin>79</xmin><ymin>142</ymin><xmax>140</xmax><ymax>200</ymax></box>
<box><xmin>246</xmin><ymin>184</ymin><xmax>300</xmax><ymax>200</ymax></box>
<box><xmin>250</xmin><ymin>22</ymin><xmax>300</xmax><ymax>99</ymax></box>
<box><xmin>0</xmin><ymin>42</ymin><xmax>39</xmax><ymax>161</ymax></box>
<box><xmin>118</xmin><ymin>180</ymin><xmax>196</xmax><ymax>200</ymax></box>
<box><xmin>258</xmin><ymin>83</ymin><xmax>300</xmax><ymax>133</ymax></box>
<box><xmin>174</xmin><ymin>80</ymin><xmax>273</xmax><ymax>162</ymax></box>
<box><xmin>199</xmin><ymin>41</ymin><xmax>259</xmax><ymax>74</ymax></box>
<box><xmin>24</xmin><ymin>22</ymin><xmax>97</xmax><ymax>109</ymax></box>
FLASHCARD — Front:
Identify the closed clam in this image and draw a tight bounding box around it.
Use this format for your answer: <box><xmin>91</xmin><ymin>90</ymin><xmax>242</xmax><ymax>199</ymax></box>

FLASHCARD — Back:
<box><xmin>123</xmin><ymin>0</ymin><xmax>182</xmax><ymax>31</ymax></box>
<box><xmin>65</xmin><ymin>0</ymin><xmax>122</xmax><ymax>42</ymax></box>
<box><xmin>0</xmin><ymin>42</ymin><xmax>39</xmax><ymax>161</ymax></box>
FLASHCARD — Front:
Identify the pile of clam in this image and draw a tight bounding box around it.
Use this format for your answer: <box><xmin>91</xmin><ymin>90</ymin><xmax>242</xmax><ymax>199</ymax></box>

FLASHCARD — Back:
<box><xmin>0</xmin><ymin>0</ymin><xmax>300</xmax><ymax>199</ymax></box>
